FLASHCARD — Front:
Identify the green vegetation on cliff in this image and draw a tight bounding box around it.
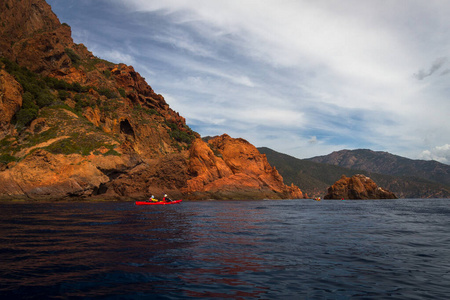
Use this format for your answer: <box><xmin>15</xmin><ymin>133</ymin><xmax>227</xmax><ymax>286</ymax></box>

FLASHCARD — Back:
<box><xmin>166</xmin><ymin>121</ymin><xmax>195</xmax><ymax>145</ymax></box>
<box><xmin>0</xmin><ymin>52</ymin><xmax>197</xmax><ymax>165</ymax></box>
<box><xmin>1</xmin><ymin>57</ymin><xmax>89</xmax><ymax>127</ymax></box>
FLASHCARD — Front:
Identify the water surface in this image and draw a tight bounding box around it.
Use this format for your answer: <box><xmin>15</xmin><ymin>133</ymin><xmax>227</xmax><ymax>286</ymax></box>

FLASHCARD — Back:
<box><xmin>1</xmin><ymin>199</ymin><xmax>449</xmax><ymax>299</ymax></box>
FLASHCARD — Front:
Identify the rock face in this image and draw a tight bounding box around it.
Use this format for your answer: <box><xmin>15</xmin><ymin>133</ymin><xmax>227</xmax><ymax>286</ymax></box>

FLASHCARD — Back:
<box><xmin>0</xmin><ymin>0</ymin><xmax>304</xmax><ymax>200</ymax></box>
<box><xmin>0</xmin><ymin>0</ymin><xmax>73</xmax><ymax>75</ymax></box>
<box><xmin>0</xmin><ymin>149</ymin><xmax>110</xmax><ymax>199</ymax></box>
<box><xmin>0</xmin><ymin>70</ymin><xmax>22</xmax><ymax>136</ymax></box>
<box><xmin>184</xmin><ymin>135</ymin><xmax>304</xmax><ymax>199</ymax></box>
<box><xmin>324</xmin><ymin>174</ymin><xmax>397</xmax><ymax>200</ymax></box>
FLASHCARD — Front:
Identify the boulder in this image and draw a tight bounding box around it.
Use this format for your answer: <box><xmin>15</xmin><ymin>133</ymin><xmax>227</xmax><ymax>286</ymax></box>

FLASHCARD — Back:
<box><xmin>324</xmin><ymin>174</ymin><xmax>397</xmax><ymax>199</ymax></box>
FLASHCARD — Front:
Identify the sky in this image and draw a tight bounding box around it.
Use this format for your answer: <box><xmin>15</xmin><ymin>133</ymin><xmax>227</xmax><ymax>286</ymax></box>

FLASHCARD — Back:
<box><xmin>46</xmin><ymin>0</ymin><xmax>450</xmax><ymax>163</ymax></box>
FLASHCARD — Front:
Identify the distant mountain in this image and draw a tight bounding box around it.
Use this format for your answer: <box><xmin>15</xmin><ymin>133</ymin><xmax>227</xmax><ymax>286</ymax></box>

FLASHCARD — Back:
<box><xmin>308</xmin><ymin>149</ymin><xmax>450</xmax><ymax>186</ymax></box>
<box><xmin>258</xmin><ymin>147</ymin><xmax>450</xmax><ymax>198</ymax></box>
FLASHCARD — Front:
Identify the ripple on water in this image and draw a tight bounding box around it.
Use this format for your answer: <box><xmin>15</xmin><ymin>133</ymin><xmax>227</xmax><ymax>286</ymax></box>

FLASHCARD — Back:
<box><xmin>0</xmin><ymin>199</ymin><xmax>449</xmax><ymax>299</ymax></box>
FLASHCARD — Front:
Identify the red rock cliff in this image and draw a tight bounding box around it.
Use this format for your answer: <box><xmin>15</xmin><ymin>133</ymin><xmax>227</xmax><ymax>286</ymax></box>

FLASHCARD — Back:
<box><xmin>0</xmin><ymin>0</ymin><xmax>74</xmax><ymax>74</ymax></box>
<box><xmin>0</xmin><ymin>70</ymin><xmax>22</xmax><ymax>135</ymax></box>
<box><xmin>184</xmin><ymin>135</ymin><xmax>304</xmax><ymax>199</ymax></box>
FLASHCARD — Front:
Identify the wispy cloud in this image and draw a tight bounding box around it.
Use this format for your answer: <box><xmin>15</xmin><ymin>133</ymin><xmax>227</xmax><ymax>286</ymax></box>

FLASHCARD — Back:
<box><xmin>98</xmin><ymin>49</ymin><xmax>136</xmax><ymax>65</ymax></box>
<box><xmin>414</xmin><ymin>57</ymin><xmax>448</xmax><ymax>80</ymax></box>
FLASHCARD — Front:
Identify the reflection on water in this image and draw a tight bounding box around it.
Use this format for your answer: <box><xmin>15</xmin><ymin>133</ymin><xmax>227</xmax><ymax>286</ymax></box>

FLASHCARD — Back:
<box><xmin>1</xmin><ymin>199</ymin><xmax>450</xmax><ymax>299</ymax></box>
<box><xmin>178</xmin><ymin>202</ymin><xmax>273</xmax><ymax>298</ymax></box>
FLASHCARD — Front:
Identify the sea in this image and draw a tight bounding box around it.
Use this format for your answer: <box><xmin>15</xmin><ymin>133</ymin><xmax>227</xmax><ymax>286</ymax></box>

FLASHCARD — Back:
<box><xmin>1</xmin><ymin>198</ymin><xmax>449</xmax><ymax>299</ymax></box>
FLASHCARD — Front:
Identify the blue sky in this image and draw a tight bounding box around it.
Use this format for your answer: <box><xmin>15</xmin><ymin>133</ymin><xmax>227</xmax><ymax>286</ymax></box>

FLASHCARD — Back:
<box><xmin>46</xmin><ymin>0</ymin><xmax>450</xmax><ymax>163</ymax></box>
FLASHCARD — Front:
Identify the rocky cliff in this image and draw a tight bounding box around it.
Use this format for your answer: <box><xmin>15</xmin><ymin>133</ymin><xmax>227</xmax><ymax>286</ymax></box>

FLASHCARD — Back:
<box><xmin>0</xmin><ymin>0</ymin><xmax>304</xmax><ymax>200</ymax></box>
<box><xmin>184</xmin><ymin>135</ymin><xmax>304</xmax><ymax>199</ymax></box>
<box><xmin>324</xmin><ymin>174</ymin><xmax>397</xmax><ymax>200</ymax></box>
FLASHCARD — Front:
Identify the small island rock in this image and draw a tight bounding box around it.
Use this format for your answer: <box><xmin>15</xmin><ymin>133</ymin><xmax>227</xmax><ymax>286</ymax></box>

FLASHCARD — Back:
<box><xmin>324</xmin><ymin>174</ymin><xmax>397</xmax><ymax>200</ymax></box>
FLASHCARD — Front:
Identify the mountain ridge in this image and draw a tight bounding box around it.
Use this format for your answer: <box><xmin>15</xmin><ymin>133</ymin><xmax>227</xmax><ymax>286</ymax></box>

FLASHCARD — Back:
<box><xmin>308</xmin><ymin>149</ymin><xmax>450</xmax><ymax>186</ymax></box>
<box><xmin>259</xmin><ymin>147</ymin><xmax>450</xmax><ymax>198</ymax></box>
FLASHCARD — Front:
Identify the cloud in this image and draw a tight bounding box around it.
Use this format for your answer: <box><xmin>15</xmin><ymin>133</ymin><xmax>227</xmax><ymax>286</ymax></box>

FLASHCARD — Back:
<box><xmin>414</xmin><ymin>57</ymin><xmax>448</xmax><ymax>80</ymax></box>
<box><xmin>308</xmin><ymin>136</ymin><xmax>318</xmax><ymax>144</ymax></box>
<box><xmin>97</xmin><ymin>49</ymin><xmax>136</xmax><ymax>65</ymax></box>
<box><xmin>419</xmin><ymin>144</ymin><xmax>450</xmax><ymax>164</ymax></box>
<box><xmin>440</xmin><ymin>69</ymin><xmax>450</xmax><ymax>76</ymax></box>
<box><xmin>152</xmin><ymin>34</ymin><xmax>214</xmax><ymax>58</ymax></box>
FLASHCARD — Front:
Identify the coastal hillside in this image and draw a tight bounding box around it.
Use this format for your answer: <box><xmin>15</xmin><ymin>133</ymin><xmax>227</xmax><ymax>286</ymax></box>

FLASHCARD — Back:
<box><xmin>0</xmin><ymin>0</ymin><xmax>303</xmax><ymax>200</ymax></box>
<box><xmin>259</xmin><ymin>147</ymin><xmax>450</xmax><ymax>198</ymax></box>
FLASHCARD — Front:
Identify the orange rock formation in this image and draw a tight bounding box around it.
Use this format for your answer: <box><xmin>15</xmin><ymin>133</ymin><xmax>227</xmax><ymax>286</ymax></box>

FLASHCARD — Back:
<box><xmin>0</xmin><ymin>70</ymin><xmax>22</xmax><ymax>135</ymax></box>
<box><xmin>324</xmin><ymin>174</ymin><xmax>397</xmax><ymax>200</ymax></box>
<box><xmin>184</xmin><ymin>135</ymin><xmax>304</xmax><ymax>199</ymax></box>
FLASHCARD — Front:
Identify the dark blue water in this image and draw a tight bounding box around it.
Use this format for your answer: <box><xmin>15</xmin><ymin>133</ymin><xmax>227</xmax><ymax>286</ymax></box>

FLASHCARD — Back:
<box><xmin>1</xmin><ymin>199</ymin><xmax>449</xmax><ymax>299</ymax></box>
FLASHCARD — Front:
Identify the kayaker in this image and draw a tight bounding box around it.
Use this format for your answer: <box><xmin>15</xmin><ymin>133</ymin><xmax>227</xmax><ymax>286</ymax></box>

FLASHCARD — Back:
<box><xmin>163</xmin><ymin>194</ymin><xmax>172</xmax><ymax>202</ymax></box>
<box><xmin>149</xmin><ymin>195</ymin><xmax>158</xmax><ymax>202</ymax></box>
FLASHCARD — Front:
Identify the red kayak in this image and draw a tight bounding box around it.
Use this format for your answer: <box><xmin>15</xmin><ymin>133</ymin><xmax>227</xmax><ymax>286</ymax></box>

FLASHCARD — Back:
<box><xmin>135</xmin><ymin>199</ymin><xmax>182</xmax><ymax>205</ymax></box>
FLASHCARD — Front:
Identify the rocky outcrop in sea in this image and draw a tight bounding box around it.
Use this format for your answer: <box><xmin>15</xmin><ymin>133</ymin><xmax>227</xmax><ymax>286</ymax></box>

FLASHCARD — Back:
<box><xmin>324</xmin><ymin>174</ymin><xmax>397</xmax><ymax>200</ymax></box>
